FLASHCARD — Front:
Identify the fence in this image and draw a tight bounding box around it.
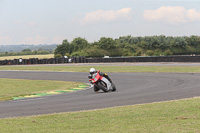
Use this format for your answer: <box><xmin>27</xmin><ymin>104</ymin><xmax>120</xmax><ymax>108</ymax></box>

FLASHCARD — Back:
<box><xmin>1</xmin><ymin>56</ymin><xmax>200</xmax><ymax>65</ymax></box>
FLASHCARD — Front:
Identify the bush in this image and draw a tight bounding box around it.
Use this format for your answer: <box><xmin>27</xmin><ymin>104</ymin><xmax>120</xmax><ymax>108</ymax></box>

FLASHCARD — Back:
<box><xmin>135</xmin><ymin>50</ymin><xmax>142</xmax><ymax>56</ymax></box>
<box><xmin>163</xmin><ymin>50</ymin><xmax>172</xmax><ymax>56</ymax></box>
<box><xmin>65</xmin><ymin>53</ymin><xmax>70</xmax><ymax>57</ymax></box>
<box><xmin>71</xmin><ymin>51</ymin><xmax>84</xmax><ymax>57</ymax></box>
<box><xmin>146</xmin><ymin>50</ymin><xmax>154</xmax><ymax>56</ymax></box>
<box><xmin>154</xmin><ymin>50</ymin><xmax>161</xmax><ymax>56</ymax></box>
<box><xmin>83</xmin><ymin>47</ymin><xmax>109</xmax><ymax>57</ymax></box>
<box><xmin>54</xmin><ymin>54</ymin><xmax>62</xmax><ymax>58</ymax></box>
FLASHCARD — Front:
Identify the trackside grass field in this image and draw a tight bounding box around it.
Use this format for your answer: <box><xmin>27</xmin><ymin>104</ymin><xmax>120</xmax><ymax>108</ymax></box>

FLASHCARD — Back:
<box><xmin>1</xmin><ymin>65</ymin><xmax>200</xmax><ymax>73</ymax></box>
<box><xmin>0</xmin><ymin>97</ymin><xmax>200</xmax><ymax>132</ymax></box>
<box><xmin>0</xmin><ymin>78</ymin><xmax>83</xmax><ymax>101</ymax></box>
<box><xmin>1</xmin><ymin>65</ymin><xmax>200</xmax><ymax>132</ymax></box>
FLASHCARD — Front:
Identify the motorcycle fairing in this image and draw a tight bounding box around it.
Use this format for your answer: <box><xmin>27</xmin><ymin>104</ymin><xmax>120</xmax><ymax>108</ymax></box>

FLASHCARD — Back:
<box><xmin>101</xmin><ymin>77</ymin><xmax>112</xmax><ymax>91</ymax></box>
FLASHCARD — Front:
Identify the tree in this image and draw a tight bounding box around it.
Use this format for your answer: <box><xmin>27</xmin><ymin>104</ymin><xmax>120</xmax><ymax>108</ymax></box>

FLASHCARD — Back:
<box><xmin>54</xmin><ymin>39</ymin><xmax>70</xmax><ymax>56</ymax></box>
<box><xmin>98</xmin><ymin>37</ymin><xmax>116</xmax><ymax>50</ymax></box>
<box><xmin>22</xmin><ymin>49</ymin><xmax>31</xmax><ymax>52</ymax></box>
<box><xmin>71</xmin><ymin>37</ymin><xmax>88</xmax><ymax>52</ymax></box>
<box><xmin>53</xmin><ymin>35</ymin><xmax>200</xmax><ymax>57</ymax></box>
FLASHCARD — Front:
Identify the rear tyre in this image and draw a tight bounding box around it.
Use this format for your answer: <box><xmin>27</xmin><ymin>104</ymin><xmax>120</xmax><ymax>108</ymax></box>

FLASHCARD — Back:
<box><xmin>112</xmin><ymin>83</ymin><xmax>116</xmax><ymax>92</ymax></box>
<box><xmin>97</xmin><ymin>82</ymin><xmax>108</xmax><ymax>92</ymax></box>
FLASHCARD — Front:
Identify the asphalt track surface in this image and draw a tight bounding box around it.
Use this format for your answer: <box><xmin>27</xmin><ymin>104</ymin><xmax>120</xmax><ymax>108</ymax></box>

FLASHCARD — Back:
<box><xmin>1</xmin><ymin>69</ymin><xmax>200</xmax><ymax>118</ymax></box>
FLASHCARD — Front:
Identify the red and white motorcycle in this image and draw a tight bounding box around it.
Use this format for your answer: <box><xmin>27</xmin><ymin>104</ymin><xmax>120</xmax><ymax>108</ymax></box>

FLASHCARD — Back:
<box><xmin>89</xmin><ymin>71</ymin><xmax>116</xmax><ymax>92</ymax></box>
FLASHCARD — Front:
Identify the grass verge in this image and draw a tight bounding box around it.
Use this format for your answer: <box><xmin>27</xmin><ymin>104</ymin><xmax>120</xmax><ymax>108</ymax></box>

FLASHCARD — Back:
<box><xmin>0</xmin><ymin>97</ymin><xmax>200</xmax><ymax>132</ymax></box>
<box><xmin>0</xmin><ymin>78</ymin><xmax>83</xmax><ymax>101</ymax></box>
<box><xmin>1</xmin><ymin>65</ymin><xmax>200</xmax><ymax>73</ymax></box>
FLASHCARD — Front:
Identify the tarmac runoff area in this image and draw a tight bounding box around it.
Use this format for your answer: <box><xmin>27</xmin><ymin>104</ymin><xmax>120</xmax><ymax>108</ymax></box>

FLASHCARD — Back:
<box><xmin>1</xmin><ymin>63</ymin><xmax>200</xmax><ymax>118</ymax></box>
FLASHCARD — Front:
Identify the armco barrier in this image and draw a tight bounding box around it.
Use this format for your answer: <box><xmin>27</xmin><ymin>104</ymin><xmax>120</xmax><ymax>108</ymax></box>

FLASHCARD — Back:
<box><xmin>85</xmin><ymin>56</ymin><xmax>200</xmax><ymax>63</ymax></box>
<box><xmin>1</xmin><ymin>56</ymin><xmax>200</xmax><ymax>66</ymax></box>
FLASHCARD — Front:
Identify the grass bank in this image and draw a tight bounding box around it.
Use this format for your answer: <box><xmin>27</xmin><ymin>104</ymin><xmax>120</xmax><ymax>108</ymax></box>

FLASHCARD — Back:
<box><xmin>0</xmin><ymin>97</ymin><xmax>200</xmax><ymax>132</ymax></box>
<box><xmin>0</xmin><ymin>78</ymin><xmax>82</xmax><ymax>101</ymax></box>
<box><xmin>1</xmin><ymin>65</ymin><xmax>200</xmax><ymax>73</ymax></box>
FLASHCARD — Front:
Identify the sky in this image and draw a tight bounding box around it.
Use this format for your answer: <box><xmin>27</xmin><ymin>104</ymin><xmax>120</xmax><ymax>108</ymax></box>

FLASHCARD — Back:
<box><xmin>0</xmin><ymin>0</ymin><xmax>200</xmax><ymax>45</ymax></box>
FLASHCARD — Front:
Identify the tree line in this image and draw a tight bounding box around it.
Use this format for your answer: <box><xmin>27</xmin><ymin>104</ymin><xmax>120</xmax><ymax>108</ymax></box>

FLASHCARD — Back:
<box><xmin>0</xmin><ymin>44</ymin><xmax>57</xmax><ymax>53</ymax></box>
<box><xmin>0</xmin><ymin>49</ymin><xmax>51</xmax><ymax>57</ymax></box>
<box><xmin>54</xmin><ymin>35</ymin><xmax>200</xmax><ymax>57</ymax></box>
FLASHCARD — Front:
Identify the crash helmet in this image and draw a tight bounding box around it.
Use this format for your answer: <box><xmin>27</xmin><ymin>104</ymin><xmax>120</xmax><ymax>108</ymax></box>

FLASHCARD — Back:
<box><xmin>89</xmin><ymin>68</ymin><xmax>96</xmax><ymax>74</ymax></box>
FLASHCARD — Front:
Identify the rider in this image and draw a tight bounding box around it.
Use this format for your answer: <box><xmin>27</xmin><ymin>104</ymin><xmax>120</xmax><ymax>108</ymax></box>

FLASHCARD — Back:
<box><xmin>88</xmin><ymin>68</ymin><xmax>113</xmax><ymax>92</ymax></box>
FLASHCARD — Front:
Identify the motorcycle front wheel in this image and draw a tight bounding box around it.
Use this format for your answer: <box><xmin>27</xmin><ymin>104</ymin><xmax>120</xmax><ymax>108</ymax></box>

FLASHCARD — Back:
<box><xmin>94</xmin><ymin>85</ymin><xmax>100</xmax><ymax>92</ymax></box>
<box><xmin>97</xmin><ymin>82</ymin><xmax>108</xmax><ymax>92</ymax></box>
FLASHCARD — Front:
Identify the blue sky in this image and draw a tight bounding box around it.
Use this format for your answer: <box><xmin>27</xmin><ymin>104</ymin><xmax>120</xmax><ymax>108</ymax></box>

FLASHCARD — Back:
<box><xmin>0</xmin><ymin>0</ymin><xmax>200</xmax><ymax>45</ymax></box>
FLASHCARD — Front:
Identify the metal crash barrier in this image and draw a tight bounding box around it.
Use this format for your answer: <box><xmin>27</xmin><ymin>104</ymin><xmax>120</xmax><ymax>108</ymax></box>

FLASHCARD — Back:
<box><xmin>1</xmin><ymin>56</ymin><xmax>200</xmax><ymax>65</ymax></box>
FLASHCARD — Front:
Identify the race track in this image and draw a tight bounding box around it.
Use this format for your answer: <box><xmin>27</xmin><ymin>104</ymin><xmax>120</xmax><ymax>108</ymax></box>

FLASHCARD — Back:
<box><xmin>1</xmin><ymin>70</ymin><xmax>200</xmax><ymax>118</ymax></box>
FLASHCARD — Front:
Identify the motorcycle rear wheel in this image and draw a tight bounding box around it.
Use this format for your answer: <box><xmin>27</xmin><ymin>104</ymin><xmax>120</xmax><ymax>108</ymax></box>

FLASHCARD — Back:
<box><xmin>112</xmin><ymin>83</ymin><xmax>116</xmax><ymax>92</ymax></box>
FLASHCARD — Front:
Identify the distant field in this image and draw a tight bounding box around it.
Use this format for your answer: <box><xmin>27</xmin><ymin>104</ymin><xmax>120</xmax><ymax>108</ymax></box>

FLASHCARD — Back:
<box><xmin>0</xmin><ymin>54</ymin><xmax>54</xmax><ymax>60</ymax></box>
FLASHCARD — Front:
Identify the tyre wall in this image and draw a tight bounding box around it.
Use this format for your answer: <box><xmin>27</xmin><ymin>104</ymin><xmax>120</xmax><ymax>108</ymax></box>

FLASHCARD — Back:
<box><xmin>1</xmin><ymin>56</ymin><xmax>200</xmax><ymax>65</ymax></box>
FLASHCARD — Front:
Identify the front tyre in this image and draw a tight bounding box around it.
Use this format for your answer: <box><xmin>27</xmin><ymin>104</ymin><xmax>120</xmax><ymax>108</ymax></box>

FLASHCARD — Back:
<box><xmin>94</xmin><ymin>85</ymin><xmax>100</xmax><ymax>92</ymax></box>
<box><xmin>97</xmin><ymin>82</ymin><xmax>108</xmax><ymax>92</ymax></box>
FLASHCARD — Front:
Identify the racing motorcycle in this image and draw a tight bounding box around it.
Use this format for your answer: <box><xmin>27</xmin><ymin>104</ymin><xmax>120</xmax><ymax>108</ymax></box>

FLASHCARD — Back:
<box><xmin>89</xmin><ymin>71</ymin><xmax>116</xmax><ymax>92</ymax></box>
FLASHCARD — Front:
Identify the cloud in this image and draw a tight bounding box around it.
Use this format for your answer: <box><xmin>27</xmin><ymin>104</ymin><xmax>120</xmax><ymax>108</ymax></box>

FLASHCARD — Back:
<box><xmin>0</xmin><ymin>35</ymin><xmax>63</xmax><ymax>45</ymax></box>
<box><xmin>81</xmin><ymin>8</ymin><xmax>133</xmax><ymax>24</ymax></box>
<box><xmin>144</xmin><ymin>6</ymin><xmax>200</xmax><ymax>25</ymax></box>
<box><xmin>27</xmin><ymin>21</ymin><xmax>37</xmax><ymax>27</ymax></box>
<box><xmin>16</xmin><ymin>20</ymin><xmax>24</xmax><ymax>25</ymax></box>
<box><xmin>23</xmin><ymin>35</ymin><xmax>48</xmax><ymax>44</ymax></box>
<box><xmin>0</xmin><ymin>36</ymin><xmax>11</xmax><ymax>45</ymax></box>
<box><xmin>52</xmin><ymin>36</ymin><xmax>65</xmax><ymax>44</ymax></box>
<box><xmin>15</xmin><ymin>20</ymin><xmax>37</xmax><ymax>27</ymax></box>
<box><xmin>23</xmin><ymin>35</ymin><xmax>63</xmax><ymax>44</ymax></box>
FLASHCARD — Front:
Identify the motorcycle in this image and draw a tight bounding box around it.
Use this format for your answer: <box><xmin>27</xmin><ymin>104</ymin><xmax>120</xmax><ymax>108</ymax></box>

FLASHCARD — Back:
<box><xmin>88</xmin><ymin>70</ymin><xmax>116</xmax><ymax>92</ymax></box>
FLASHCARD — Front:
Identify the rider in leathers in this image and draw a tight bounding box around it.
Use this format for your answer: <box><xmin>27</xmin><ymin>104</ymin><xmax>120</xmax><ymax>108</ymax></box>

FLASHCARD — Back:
<box><xmin>88</xmin><ymin>68</ymin><xmax>114</xmax><ymax>92</ymax></box>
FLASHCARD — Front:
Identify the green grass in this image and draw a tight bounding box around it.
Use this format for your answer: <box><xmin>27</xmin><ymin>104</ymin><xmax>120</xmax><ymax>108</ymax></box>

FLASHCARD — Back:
<box><xmin>0</xmin><ymin>97</ymin><xmax>200</xmax><ymax>132</ymax></box>
<box><xmin>0</xmin><ymin>54</ymin><xmax>54</xmax><ymax>60</ymax></box>
<box><xmin>1</xmin><ymin>65</ymin><xmax>200</xmax><ymax>132</ymax></box>
<box><xmin>1</xmin><ymin>65</ymin><xmax>200</xmax><ymax>73</ymax></box>
<box><xmin>0</xmin><ymin>78</ymin><xmax>83</xmax><ymax>101</ymax></box>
